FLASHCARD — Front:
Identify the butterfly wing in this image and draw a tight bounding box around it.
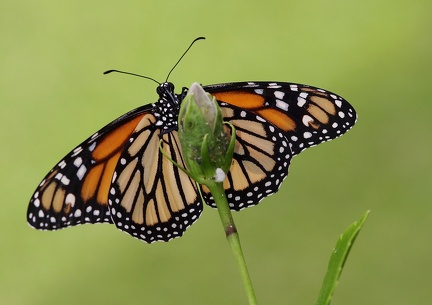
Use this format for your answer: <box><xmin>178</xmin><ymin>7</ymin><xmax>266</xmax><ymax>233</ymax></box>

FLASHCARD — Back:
<box><xmin>28</xmin><ymin>80</ymin><xmax>356</xmax><ymax>241</ymax></box>
<box><xmin>202</xmin><ymin>81</ymin><xmax>357</xmax><ymax>210</ymax></box>
<box><xmin>27</xmin><ymin>105</ymin><xmax>153</xmax><ymax>230</ymax></box>
<box><xmin>108</xmin><ymin>113</ymin><xmax>202</xmax><ymax>243</ymax></box>
<box><xmin>201</xmin><ymin>102</ymin><xmax>292</xmax><ymax>210</ymax></box>
<box><xmin>205</xmin><ymin>81</ymin><xmax>357</xmax><ymax>155</ymax></box>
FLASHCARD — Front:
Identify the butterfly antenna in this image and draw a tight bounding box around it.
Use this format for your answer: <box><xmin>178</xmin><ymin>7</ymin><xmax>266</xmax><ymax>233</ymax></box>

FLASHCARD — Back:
<box><xmin>103</xmin><ymin>69</ymin><xmax>161</xmax><ymax>85</ymax></box>
<box><xmin>165</xmin><ymin>37</ymin><xmax>205</xmax><ymax>82</ymax></box>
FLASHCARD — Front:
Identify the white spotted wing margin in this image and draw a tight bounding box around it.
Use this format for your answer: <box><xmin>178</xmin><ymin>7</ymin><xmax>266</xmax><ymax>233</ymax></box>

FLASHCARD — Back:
<box><xmin>27</xmin><ymin>105</ymin><xmax>153</xmax><ymax>231</ymax></box>
<box><xmin>108</xmin><ymin>113</ymin><xmax>202</xmax><ymax>243</ymax></box>
<box><xmin>201</xmin><ymin>103</ymin><xmax>293</xmax><ymax>211</ymax></box>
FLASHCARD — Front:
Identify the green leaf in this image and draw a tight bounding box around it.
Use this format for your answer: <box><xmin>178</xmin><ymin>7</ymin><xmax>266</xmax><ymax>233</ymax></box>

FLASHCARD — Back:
<box><xmin>315</xmin><ymin>210</ymin><xmax>370</xmax><ymax>305</ymax></box>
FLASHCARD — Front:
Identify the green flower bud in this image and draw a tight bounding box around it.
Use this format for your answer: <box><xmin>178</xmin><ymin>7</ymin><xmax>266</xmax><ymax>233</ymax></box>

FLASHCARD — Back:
<box><xmin>178</xmin><ymin>82</ymin><xmax>235</xmax><ymax>184</ymax></box>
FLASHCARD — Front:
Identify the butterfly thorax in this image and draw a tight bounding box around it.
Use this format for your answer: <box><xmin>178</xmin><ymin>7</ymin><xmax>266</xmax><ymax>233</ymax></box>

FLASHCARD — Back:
<box><xmin>153</xmin><ymin>82</ymin><xmax>183</xmax><ymax>133</ymax></box>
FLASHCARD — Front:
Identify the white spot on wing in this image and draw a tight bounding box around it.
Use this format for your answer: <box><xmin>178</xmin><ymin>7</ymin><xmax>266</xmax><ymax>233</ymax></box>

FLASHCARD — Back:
<box><xmin>77</xmin><ymin>165</ymin><xmax>87</xmax><ymax>180</ymax></box>
<box><xmin>302</xmin><ymin>115</ymin><xmax>314</xmax><ymax>126</ymax></box>
<box><xmin>58</xmin><ymin>160</ymin><xmax>67</xmax><ymax>169</ymax></box>
<box><xmin>275</xmin><ymin>99</ymin><xmax>289</xmax><ymax>111</ymax></box>
<box><xmin>65</xmin><ymin>193</ymin><xmax>76</xmax><ymax>207</ymax></box>
<box><xmin>88</xmin><ymin>142</ymin><xmax>96</xmax><ymax>152</ymax></box>
<box><xmin>34</xmin><ymin>198</ymin><xmax>40</xmax><ymax>208</ymax></box>
<box><xmin>267</xmin><ymin>83</ymin><xmax>281</xmax><ymax>89</ymax></box>
<box><xmin>72</xmin><ymin>146</ymin><xmax>83</xmax><ymax>156</ymax></box>
<box><xmin>297</xmin><ymin>97</ymin><xmax>306</xmax><ymax>107</ymax></box>
<box><xmin>61</xmin><ymin>176</ymin><xmax>70</xmax><ymax>186</ymax></box>
<box><xmin>256</xmin><ymin>115</ymin><xmax>266</xmax><ymax>122</ymax></box>
<box><xmin>274</xmin><ymin>91</ymin><xmax>285</xmax><ymax>99</ymax></box>
<box><xmin>254</xmin><ymin>89</ymin><xmax>263</xmax><ymax>94</ymax></box>
<box><xmin>73</xmin><ymin>157</ymin><xmax>83</xmax><ymax>167</ymax></box>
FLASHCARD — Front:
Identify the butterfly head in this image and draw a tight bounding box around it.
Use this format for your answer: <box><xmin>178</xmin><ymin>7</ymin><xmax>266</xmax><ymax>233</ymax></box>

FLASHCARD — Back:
<box><xmin>156</xmin><ymin>82</ymin><xmax>175</xmax><ymax>97</ymax></box>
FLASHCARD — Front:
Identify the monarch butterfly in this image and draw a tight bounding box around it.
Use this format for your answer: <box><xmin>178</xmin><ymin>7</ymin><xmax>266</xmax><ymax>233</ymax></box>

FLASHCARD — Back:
<box><xmin>27</xmin><ymin>40</ymin><xmax>357</xmax><ymax>243</ymax></box>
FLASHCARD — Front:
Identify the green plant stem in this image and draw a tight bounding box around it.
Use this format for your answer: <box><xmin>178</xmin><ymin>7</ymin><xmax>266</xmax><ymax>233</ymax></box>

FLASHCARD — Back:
<box><xmin>206</xmin><ymin>180</ymin><xmax>258</xmax><ymax>305</ymax></box>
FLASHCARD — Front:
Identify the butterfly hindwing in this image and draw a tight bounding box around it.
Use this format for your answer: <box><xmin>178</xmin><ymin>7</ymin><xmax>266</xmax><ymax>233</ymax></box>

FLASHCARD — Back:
<box><xmin>27</xmin><ymin>106</ymin><xmax>152</xmax><ymax>230</ymax></box>
<box><xmin>201</xmin><ymin>103</ymin><xmax>292</xmax><ymax>210</ymax></box>
<box><xmin>108</xmin><ymin>112</ymin><xmax>202</xmax><ymax>243</ymax></box>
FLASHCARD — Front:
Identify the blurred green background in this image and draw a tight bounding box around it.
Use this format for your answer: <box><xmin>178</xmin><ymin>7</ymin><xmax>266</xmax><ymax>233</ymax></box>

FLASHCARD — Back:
<box><xmin>1</xmin><ymin>0</ymin><xmax>431</xmax><ymax>304</ymax></box>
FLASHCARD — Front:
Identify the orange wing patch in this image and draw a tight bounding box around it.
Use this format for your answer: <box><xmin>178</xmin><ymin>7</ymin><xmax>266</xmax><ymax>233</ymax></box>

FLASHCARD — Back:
<box><xmin>213</xmin><ymin>90</ymin><xmax>297</xmax><ymax>132</ymax></box>
<box><xmin>212</xmin><ymin>91</ymin><xmax>265</xmax><ymax>109</ymax></box>
<box><xmin>256</xmin><ymin>108</ymin><xmax>296</xmax><ymax>132</ymax></box>
<box><xmin>82</xmin><ymin>114</ymin><xmax>147</xmax><ymax>206</ymax></box>
<box><xmin>92</xmin><ymin>115</ymin><xmax>145</xmax><ymax>160</ymax></box>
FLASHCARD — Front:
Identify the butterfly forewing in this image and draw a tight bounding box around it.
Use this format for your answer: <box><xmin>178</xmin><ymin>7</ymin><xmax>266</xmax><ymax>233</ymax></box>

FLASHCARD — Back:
<box><xmin>108</xmin><ymin>112</ymin><xmax>202</xmax><ymax>243</ymax></box>
<box><xmin>27</xmin><ymin>106</ymin><xmax>152</xmax><ymax>230</ymax></box>
<box><xmin>205</xmin><ymin>81</ymin><xmax>357</xmax><ymax>156</ymax></box>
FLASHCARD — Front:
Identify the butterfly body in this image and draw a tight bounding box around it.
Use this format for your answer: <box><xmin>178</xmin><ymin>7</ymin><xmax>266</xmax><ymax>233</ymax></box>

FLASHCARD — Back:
<box><xmin>28</xmin><ymin>81</ymin><xmax>356</xmax><ymax>243</ymax></box>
